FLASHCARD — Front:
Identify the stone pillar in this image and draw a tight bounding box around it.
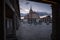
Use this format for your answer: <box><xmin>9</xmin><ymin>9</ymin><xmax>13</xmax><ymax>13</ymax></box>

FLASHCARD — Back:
<box><xmin>51</xmin><ymin>3</ymin><xmax>59</xmax><ymax>40</ymax></box>
<box><xmin>13</xmin><ymin>12</ymin><xmax>16</xmax><ymax>34</ymax></box>
<box><xmin>12</xmin><ymin>0</ymin><xmax>19</xmax><ymax>35</ymax></box>
<box><xmin>0</xmin><ymin>0</ymin><xmax>6</xmax><ymax>40</ymax></box>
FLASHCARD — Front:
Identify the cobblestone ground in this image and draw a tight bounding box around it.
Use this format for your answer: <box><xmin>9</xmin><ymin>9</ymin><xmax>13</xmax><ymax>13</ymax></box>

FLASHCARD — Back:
<box><xmin>16</xmin><ymin>22</ymin><xmax>52</xmax><ymax>40</ymax></box>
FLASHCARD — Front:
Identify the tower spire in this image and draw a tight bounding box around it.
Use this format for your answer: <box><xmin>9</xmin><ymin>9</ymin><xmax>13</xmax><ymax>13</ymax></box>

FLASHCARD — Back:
<box><xmin>29</xmin><ymin>6</ymin><xmax>33</xmax><ymax>13</ymax></box>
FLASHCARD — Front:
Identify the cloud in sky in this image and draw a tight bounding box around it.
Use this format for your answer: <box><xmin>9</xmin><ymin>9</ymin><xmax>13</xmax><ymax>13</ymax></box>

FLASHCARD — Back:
<box><xmin>19</xmin><ymin>0</ymin><xmax>52</xmax><ymax>14</ymax></box>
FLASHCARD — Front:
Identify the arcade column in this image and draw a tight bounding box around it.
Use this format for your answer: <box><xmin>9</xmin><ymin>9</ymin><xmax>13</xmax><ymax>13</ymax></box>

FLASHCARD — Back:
<box><xmin>52</xmin><ymin>3</ymin><xmax>59</xmax><ymax>40</ymax></box>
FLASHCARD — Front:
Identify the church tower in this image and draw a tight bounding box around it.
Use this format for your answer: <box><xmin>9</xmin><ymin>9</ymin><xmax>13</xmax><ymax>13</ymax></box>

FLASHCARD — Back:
<box><xmin>29</xmin><ymin>6</ymin><xmax>33</xmax><ymax>13</ymax></box>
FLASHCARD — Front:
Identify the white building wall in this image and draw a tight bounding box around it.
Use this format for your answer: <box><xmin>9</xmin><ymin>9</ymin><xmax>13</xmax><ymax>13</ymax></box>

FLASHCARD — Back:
<box><xmin>36</xmin><ymin>19</ymin><xmax>40</xmax><ymax>22</ymax></box>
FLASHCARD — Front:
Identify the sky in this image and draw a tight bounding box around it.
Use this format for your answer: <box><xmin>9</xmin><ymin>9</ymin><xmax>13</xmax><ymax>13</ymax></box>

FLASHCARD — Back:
<box><xmin>19</xmin><ymin>0</ymin><xmax>52</xmax><ymax>19</ymax></box>
<box><xmin>19</xmin><ymin>0</ymin><xmax>52</xmax><ymax>14</ymax></box>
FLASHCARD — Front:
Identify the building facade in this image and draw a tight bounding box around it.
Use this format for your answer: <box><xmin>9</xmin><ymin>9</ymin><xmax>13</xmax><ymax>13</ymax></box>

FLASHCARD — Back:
<box><xmin>24</xmin><ymin>7</ymin><xmax>40</xmax><ymax>23</ymax></box>
<box><xmin>5</xmin><ymin>0</ymin><xmax>20</xmax><ymax>40</ymax></box>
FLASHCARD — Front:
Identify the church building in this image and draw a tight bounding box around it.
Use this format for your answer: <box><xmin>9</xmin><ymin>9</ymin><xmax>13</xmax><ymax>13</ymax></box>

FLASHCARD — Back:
<box><xmin>24</xmin><ymin>7</ymin><xmax>40</xmax><ymax>23</ymax></box>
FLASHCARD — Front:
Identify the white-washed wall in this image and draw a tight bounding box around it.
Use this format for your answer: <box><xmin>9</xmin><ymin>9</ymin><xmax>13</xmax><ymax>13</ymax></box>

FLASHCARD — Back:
<box><xmin>36</xmin><ymin>19</ymin><xmax>40</xmax><ymax>22</ymax></box>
